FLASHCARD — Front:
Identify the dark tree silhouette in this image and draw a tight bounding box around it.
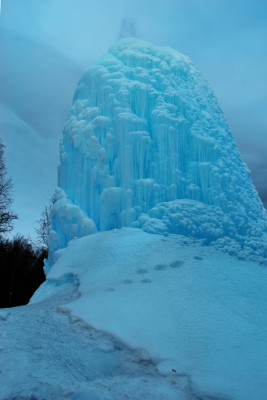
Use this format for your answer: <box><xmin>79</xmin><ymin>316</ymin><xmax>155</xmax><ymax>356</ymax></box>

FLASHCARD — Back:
<box><xmin>36</xmin><ymin>204</ymin><xmax>51</xmax><ymax>248</ymax></box>
<box><xmin>36</xmin><ymin>194</ymin><xmax>56</xmax><ymax>248</ymax></box>
<box><xmin>0</xmin><ymin>139</ymin><xmax>46</xmax><ymax>307</ymax></box>
<box><xmin>0</xmin><ymin>138</ymin><xmax>17</xmax><ymax>235</ymax></box>
<box><xmin>0</xmin><ymin>236</ymin><xmax>46</xmax><ymax>308</ymax></box>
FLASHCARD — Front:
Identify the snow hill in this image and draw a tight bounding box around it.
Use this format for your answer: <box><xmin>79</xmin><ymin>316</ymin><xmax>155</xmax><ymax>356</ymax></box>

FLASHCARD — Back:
<box><xmin>48</xmin><ymin>38</ymin><xmax>267</xmax><ymax>265</ymax></box>
<box><xmin>1</xmin><ymin>228</ymin><xmax>267</xmax><ymax>399</ymax></box>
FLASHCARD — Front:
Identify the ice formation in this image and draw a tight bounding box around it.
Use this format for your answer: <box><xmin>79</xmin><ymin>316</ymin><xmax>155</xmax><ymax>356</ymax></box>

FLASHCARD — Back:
<box><xmin>49</xmin><ymin>38</ymin><xmax>267</xmax><ymax>263</ymax></box>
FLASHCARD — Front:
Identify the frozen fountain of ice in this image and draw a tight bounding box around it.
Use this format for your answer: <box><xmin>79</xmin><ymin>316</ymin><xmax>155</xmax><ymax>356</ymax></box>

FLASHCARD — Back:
<box><xmin>48</xmin><ymin>38</ymin><xmax>267</xmax><ymax>264</ymax></box>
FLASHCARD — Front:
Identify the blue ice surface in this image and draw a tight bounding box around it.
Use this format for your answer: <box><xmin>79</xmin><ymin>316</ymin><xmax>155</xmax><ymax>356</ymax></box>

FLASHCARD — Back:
<box><xmin>48</xmin><ymin>38</ymin><xmax>267</xmax><ymax>265</ymax></box>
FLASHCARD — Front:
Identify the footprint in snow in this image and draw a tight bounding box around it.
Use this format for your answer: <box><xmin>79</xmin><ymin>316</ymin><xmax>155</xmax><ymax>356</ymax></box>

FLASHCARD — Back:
<box><xmin>154</xmin><ymin>264</ymin><xmax>168</xmax><ymax>271</ymax></box>
<box><xmin>141</xmin><ymin>278</ymin><xmax>153</xmax><ymax>284</ymax></box>
<box><xmin>169</xmin><ymin>260</ymin><xmax>184</xmax><ymax>269</ymax></box>
<box><xmin>136</xmin><ymin>268</ymin><xmax>149</xmax><ymax>275</ymax></box>
<box><xmin>122</xmin><ymin>279</ymin><xmax>133</xmax><ymax>284</ymax></box>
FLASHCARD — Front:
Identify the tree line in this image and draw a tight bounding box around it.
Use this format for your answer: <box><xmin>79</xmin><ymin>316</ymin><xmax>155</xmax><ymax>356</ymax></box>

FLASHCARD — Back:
<box><xmin>0</xmin><ymin>138</ymin><xmax>46</xmax><ymax>308</ymax></box>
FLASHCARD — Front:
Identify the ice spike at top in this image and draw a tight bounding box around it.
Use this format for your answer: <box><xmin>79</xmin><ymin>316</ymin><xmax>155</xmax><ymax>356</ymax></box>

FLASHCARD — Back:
<box><xmin>50</xmin><ymin>38</ymin><xmax>267</xmax><ymax>262</ymax></box>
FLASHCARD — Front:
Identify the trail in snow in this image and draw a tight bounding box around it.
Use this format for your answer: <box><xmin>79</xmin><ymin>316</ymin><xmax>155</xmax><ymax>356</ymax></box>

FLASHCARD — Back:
<box><xmin>0</xmin><ymin>283</ymin><xmax>195</xmax><ymax>400</ymax></box>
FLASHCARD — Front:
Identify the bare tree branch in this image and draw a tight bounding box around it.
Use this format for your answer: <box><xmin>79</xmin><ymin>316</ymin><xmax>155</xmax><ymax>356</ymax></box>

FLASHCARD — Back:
<box><xmin>0</xmin><ymin>138</ymin><xmax>17</xmax><ymax>235</ymax></box>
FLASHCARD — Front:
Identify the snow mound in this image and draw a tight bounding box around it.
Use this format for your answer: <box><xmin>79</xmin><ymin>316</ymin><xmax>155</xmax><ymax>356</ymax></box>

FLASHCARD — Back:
<box><xmin>49</xmin><ymin>38</ymin><xmax>267</xmax><ymax>262</ymax></box>
<box><xmin>33</xmin><ymin>228</ymin><xmax>267</xmax><ymax>400</ymax></box>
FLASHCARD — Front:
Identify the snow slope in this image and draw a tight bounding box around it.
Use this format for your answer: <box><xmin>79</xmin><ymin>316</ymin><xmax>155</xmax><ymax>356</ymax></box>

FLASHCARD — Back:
<box><xmin>0</xmin><ymin>274</ymin><xmax>190</xmax><ymax>400</ymax></box>
<box><xmin>2</xmin><ymin>228</ymin><xmax>264</xmax><ymax>399</ymax></box>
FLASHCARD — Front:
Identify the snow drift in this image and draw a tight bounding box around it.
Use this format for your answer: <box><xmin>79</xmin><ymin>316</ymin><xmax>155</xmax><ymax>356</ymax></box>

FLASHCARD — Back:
<box><xmin>28</xmin><ymin>228</ymin><xmax>267</xmax><ymax>400</ymax></box>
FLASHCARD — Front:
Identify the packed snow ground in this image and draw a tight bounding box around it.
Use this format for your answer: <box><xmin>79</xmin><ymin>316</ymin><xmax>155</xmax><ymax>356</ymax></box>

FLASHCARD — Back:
<box><xmin>1</xmin><ymin>228</ymin><xmax>267</xmax><ymax>399</ymax></box>
<box><xmin>0</xmin><ymin>282</ymin><xmax>189</xmax><ymax>400</ymax></box>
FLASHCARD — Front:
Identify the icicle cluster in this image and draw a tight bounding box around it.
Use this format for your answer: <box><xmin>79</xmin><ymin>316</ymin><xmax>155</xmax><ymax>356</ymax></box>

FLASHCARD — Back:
<box><xmin>48</xmin><ymin>38</ymin><xmax>267</xmax><ymax>264</ymax></box>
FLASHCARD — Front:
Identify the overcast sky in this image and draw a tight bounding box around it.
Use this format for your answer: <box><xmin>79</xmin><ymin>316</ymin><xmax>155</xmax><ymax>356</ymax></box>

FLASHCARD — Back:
<box><xmin>0</xmin><ymin>0</ymin><xmax>266</xmax><ymax>237</ymax></box>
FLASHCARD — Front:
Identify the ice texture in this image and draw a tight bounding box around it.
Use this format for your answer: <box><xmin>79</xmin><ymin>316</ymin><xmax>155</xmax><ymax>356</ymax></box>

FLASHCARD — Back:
<box><xmin>49</xmin><ymin>38</ymin><xmax>267</xmax><ymax>262</ymax></box>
